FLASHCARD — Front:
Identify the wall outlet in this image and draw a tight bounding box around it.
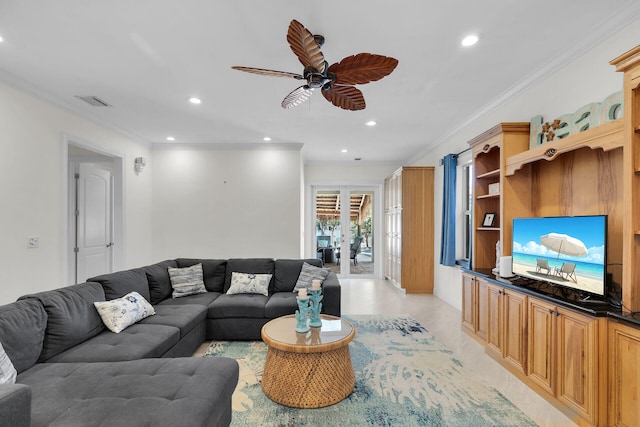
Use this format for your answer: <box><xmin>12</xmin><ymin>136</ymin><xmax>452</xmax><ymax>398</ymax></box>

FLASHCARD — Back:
<box><xmin>27</xmin><ymin>236</ymin><xmax>40</xmax><ymax>248</ymax></box>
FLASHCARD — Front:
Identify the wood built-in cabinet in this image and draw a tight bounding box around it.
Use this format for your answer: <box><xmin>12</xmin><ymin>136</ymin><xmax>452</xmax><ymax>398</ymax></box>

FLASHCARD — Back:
<box><xmin>608</xmin><ymin>320</ymin><xmax>640</xmax><ymax>426</ymax></box>
<box><xmin>527</xmin><ymin>298</ymin><xmax>604</xmax><ymax>425</ymax></box>
<box><xmin>469</xmin><ymin>123</ymin><xmax>530</xmax><ymax>270</ymax></box>
<box><xmin>461</xmin><ymin>45</ymin><xmax>640</xmax><ymax>426</ymax></box>
<box><xmin>384</xmin><ymin>166</ymin><xmax>434</xmax><ymax>293</ymax></box>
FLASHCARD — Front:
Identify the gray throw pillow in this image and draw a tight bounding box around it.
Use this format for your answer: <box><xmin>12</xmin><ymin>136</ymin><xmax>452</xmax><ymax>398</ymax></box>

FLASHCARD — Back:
<box><xmin>0</xmin><ymin>341</ymin><xmax>17</xmax><ymax>384</ymax></box>
<box><xmin>168</xmin><ymin>264</ymin><xmax>207</xmax><ymax>298</ymax></box>
<box><xmin>293</xmin><ymin>262</ymin><xmax>330</xmax><ymax>292</ymax></box>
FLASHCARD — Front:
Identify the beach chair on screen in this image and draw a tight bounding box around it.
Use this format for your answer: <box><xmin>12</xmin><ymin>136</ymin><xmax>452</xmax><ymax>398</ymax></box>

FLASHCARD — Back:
<box><xmin>555</xmin><ymin>262</ymin><xmax>577</xmax><ymax>282</ymax></box>
<box><xmin>535</xmin><ymin>258</ymin><xmax>551</xmax><ymax>275</ymax></box>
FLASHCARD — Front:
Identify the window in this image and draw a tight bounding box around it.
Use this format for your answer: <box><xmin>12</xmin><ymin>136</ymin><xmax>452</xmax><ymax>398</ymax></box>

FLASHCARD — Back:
<box><xmin>456</xmin><ymin>152</ymin><xmax>473</xmax><ymax>265</ymax></box>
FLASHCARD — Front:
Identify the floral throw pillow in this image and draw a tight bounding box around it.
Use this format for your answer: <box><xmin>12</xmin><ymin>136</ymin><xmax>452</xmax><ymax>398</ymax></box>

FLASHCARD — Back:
<box><xmin>93</xmin><ymin>292</ymin><xmax>155</xmax><ymax>333</ymax></box>
<box><xmin>227</xmin><ymin>272</ymin><xmax>272</xmax><ymax>296</ymax></box>
<box><xmin>168</xmin><ymin>263</ymin><xmax>206</xmax><ymax>298</ymax></box>
<box><xmin>293</xmin><ymin>262</ymin><xmax>330</xmax><ymax>292</ymax></box>
<box><xmin>0</xmin><ymin>341</ymin><xmax>17</xmax><ymax>384</ymax></box>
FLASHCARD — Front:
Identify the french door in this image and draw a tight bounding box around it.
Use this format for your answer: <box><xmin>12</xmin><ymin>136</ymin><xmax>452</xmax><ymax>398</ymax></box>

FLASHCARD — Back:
<box><xmin>313</xmin><ymin>186</ymin><xmax>377</xmax><ymax>277</ymax></box>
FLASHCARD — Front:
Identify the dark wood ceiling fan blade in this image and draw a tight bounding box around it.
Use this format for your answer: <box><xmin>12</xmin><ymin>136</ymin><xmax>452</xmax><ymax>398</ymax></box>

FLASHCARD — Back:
<box><xmin>327</xmin><ymin>53</ymin><xmax>398</xmax><ymax>85</ymax></box>
<box><xmin>231</xmin><ymin>66</ymin><xmax>304</xmax><ymax>79</ymax></box>
<box><xmin>322</xmin><ymin>85</ymin><xmax>366</xmax><ymax>111</ymax></box>
<box><xmin>286</xmin><ymin>19</ymin><xmax>326</xmax><ymax>72</ymax></box>
<box><xmin>282</xmin><ymin>85</ymin><xmax>315</xmax><ymax>109</ymax></box>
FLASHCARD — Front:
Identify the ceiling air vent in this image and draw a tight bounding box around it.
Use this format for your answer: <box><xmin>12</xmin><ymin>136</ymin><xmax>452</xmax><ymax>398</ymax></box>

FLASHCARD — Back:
<box><xmin>74</xmin><ymin>95</ymin><xmax>111</xmax><ymax>107</ymax></box>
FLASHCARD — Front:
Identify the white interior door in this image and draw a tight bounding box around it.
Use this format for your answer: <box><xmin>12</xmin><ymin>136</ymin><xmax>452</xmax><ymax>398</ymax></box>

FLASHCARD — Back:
<box><xmin>75</xmin><ymin>163</ymin><xmax>113</xmax><ymax>282</ymax></box>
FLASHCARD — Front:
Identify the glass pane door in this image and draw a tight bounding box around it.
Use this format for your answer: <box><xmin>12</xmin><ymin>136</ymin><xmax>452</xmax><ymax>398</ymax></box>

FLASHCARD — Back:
<box><xmin>314</xmin><ymin>187</ymin><xmax>376</xmax><ymax>277</ymax></box>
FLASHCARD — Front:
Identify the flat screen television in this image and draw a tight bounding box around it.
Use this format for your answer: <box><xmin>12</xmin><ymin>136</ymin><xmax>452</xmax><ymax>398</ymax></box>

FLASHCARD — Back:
<box><xmin>511</xmin><ymin>215</ymin><xmax>607</xmax><ymax>297</ymax></box>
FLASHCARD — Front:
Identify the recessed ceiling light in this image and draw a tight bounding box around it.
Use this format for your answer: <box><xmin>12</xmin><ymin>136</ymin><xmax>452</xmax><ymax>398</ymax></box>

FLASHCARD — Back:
<box><xmin>461</xmin><ymin>34</ymin><xmax>479</xmax><ymax>47</ymax></box>
<box><xmin>365</xmin><ymin>120</ymin><xmax>377</xmax><ymax>126</ymax></box>
<box><xmin>341</xmin><ymin>149</ymin><xmax>348</xmax><ymax>153</ymax></box>
<box><xmin>0</xmin><ymin>36</ymin><xmax>4</xmax><ymax>43</ymax></box>
<box><xmin>166</xmin><ymin>136</ymin><xmax>175</xmax><ymax>141</ymax></box>
<box><xmin>263</xmin><ymin>137</ymin><xmax>272</xmax><ymax>142</ymax></box>
<box><xmin>189</xmin><ymin>97</ymin><xmax>202</xmax><ymax>104</ymax></box>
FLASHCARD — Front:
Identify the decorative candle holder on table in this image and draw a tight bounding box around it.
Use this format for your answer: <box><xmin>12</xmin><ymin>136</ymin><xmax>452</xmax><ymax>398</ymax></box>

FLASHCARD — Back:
<box><xmin>308</xmin><ymin>280</ymin><xmax>323</xmax><ymax>328</ymax></box>
<box><xmin>295</xmin><ymin>288</ymin><xmax>310</xmax><ymax>333</ymax></box>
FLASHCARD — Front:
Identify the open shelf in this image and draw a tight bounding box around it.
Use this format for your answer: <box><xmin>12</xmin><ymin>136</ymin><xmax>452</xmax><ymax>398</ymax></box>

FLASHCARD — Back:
<box><xmin>477</xmin><ymin>169</ymin><xmax>500</xmax><ymax>179</ymax></box>
<box><xmin>477</xmin><ymin>227</ymin><xmax>500</xmax><ymax>231</ymax></box>
<box><xmin>477</xmin><ymin>193</ymin><xmax>500</xmax><ymax>200</ymax></box>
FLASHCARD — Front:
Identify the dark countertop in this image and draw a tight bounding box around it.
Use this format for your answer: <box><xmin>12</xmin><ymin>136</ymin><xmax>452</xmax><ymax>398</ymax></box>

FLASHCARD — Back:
<box><xmin>463</xmin><ymin>267</ymin><xmax>625</xmax><ymax>319</ymax></box>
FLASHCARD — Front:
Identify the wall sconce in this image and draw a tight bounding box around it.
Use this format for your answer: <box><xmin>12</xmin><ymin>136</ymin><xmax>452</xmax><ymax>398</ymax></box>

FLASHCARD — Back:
<box><xmin>134</xmin><ymin>157</ymin><xmax>146</xmax><ymax>174</ymax></box>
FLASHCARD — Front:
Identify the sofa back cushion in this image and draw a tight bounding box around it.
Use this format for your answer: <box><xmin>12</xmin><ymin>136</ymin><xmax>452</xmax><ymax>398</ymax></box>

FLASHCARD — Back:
<box><xmin>19</xmin><ymin>282</ymin><xmax>106</xmax><ymax>362</ymax></box>
<box><xmin>224</xmin><ymin>258</ymin><xmax>275</xmax><ymax>293</ymax></box>
<box><xmin>176</xmin><ymin>259</ymin><xmax>227</xmax><ymax>293</ymax></box>
<box><xmin>274</xmin><ymin>259</ymin><xmax>323</xmax><ymax>292</ymax></box>
<box><xmin>89</xmin><ymin>268</ymin><xmax>150</xmax><ymax>301</ymax></box>
<box><xmin>0</xmin><ymin>299</ymin><xmax>47</xmax><ymax>373</ymax></box>
<box><xmin>144</xmin><ymin>260</ymin><xmax>178</xmax><ymax>304</ymax></box>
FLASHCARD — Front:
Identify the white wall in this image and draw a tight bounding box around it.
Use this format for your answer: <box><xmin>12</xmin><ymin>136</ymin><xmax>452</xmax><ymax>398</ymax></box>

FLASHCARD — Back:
<box><xmin>413</xmin><ymin>18</ymin><xmax>640</xmax><ymax>310</ymax></box>
<box><xmin>151</xmin><ymin>145</ymin><xmax>302</xmax><ymax>260</ymax></box>
<box><xmin>0</xmin><ymin>82</ymin><xmax>153</xmax><ymax>304</ymax></box>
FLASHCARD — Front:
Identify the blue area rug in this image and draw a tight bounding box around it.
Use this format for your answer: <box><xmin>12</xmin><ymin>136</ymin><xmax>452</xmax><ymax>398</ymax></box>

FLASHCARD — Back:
<box><xmin>203</xmin><ymin>315</ymin><xmax>537</xmax><ymax>427</ymax></box>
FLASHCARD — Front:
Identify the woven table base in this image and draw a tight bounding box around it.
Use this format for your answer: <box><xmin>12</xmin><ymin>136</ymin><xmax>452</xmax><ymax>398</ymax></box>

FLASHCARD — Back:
<box><xmin>261</xmin><ymin>344</ymin><xmax>355</xmax><ymax>408</ymax></box>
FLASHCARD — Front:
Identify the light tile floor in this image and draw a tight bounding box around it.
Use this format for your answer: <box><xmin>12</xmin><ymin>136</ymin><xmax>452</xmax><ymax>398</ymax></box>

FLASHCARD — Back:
<box><xmin>195</xmin><ymin>277</ymin><xmax>578</xmax><ymax>427</ymax></box>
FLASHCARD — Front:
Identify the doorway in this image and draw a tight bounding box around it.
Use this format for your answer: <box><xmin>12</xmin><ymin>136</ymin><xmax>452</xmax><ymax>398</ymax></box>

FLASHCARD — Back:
<box><xmin>312</xmin><ymin>186</ymin><xmax>379</xmax><ymax>277</ymax></box>
<box><xmin>65</xmin><ymin>138</ymin><xmax>124</xmax><ymax>284</ymax></box>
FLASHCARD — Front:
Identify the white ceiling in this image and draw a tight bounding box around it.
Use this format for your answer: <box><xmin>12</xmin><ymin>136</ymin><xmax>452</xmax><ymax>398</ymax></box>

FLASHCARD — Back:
<box><xmin>1</xmin><ymin>1</ymin><xmax>639</xmax><ymax>165</ymax></box>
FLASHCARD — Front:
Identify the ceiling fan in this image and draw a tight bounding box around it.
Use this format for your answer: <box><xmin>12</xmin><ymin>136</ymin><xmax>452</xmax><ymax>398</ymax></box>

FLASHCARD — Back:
<box><xmin>232</xmin><ymin>19</ymin><xmax>398</xmax><ymax>111</ymax></box>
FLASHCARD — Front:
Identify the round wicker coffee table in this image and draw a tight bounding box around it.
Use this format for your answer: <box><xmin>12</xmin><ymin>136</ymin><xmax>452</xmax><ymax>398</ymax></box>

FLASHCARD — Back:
<box><xmin>261</xmin><ymin>314</ymin><xmax>355</xmax><ymax>408</ymax></box>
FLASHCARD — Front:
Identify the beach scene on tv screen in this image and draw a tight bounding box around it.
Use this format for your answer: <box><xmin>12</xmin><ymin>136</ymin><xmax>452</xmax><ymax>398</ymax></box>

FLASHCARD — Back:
<box><xmin>511</xmin><ymin>216</ymin><xmax>606</xmax><ymax>295</ymax></box>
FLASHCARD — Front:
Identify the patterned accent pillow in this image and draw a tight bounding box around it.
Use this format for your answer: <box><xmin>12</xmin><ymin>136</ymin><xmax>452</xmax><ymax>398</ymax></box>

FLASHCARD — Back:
<box><xmin>293</xmin><ymin>262</ymin><xmax>330</xmax><ymax>292</ymax></box>
<box><xmin>93</xmin><ymin>292</ymin><xmax>155</xmax><ymax>333</ymax></box>
<box><xmin>0</xmin><ymin>341</ymin><xmax>17</xmax><ymax>384</ymax></box>
<box><xmin>227</xmin><ymin>272</ymin><xmax>272</xmax><ymax>296</ymax></box>
<box><xmin>168</xmin><ymin>264</ymin><xmax>206</xmax><ymax>298</ymax></box>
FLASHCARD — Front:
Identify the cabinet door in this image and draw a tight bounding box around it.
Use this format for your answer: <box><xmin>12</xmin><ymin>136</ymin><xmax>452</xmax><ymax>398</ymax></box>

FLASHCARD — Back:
<box><xmin>555</xmin><ymin>307</ymin><xmax>597</xmax><ymax>424</ymax></box>
<box><xmin>609</xmin><ymin>320</ymin><xmax>640</xmax><ymax>427</ymax></box>
<box><xmin>486</xmin><ymin>283</ymin><xmax>503</xmax><ymax>358</ymax></box>
<box><xmin>502</xmin><ymin>289</ymin><xmax>527</xmax><ymax>375</ymax></box>
<box><xmin>475</xmin><ymin>278</ymin><xmax>489</xmax><ymax>342</ymax></box>
<box><xmin>461</xmin><ymin>273</ymin><xmax>475</xmax><ymax>335</ymax></box>
<box><xmin>527</xmin><ymin>298</ymin><xmax>555</xmax><ymax>396</ymax></box>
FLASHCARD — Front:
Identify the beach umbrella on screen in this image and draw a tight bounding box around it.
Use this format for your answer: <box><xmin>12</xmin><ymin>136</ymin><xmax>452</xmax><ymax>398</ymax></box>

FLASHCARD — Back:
<box><xmin>540</xmin><ymin>233</ymin><xmax>588</xmax><ymax>257</ymax></box>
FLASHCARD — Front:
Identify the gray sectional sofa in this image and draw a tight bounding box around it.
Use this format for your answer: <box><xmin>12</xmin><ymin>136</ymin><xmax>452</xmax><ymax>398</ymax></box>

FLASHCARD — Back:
<box><xmin>0</xmin><ymin>257</ymin><xmax>341</xmax><ymax>427</ymax></box>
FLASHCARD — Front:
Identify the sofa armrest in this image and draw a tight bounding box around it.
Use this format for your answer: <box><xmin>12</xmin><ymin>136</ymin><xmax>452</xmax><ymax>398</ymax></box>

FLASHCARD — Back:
<box><xmin>0</xmin><ymin>383</ymin><xmax>31</xmax><ymax>427</ymax></box>
<box><xmin>322</xmin><ymin>273</ymin><xmax>341</xmax><ymax>316</ymax></box>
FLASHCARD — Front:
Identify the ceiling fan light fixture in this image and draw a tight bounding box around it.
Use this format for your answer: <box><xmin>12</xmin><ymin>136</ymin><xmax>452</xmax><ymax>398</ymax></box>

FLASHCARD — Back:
<box><xmin>461</xmin><ymin>34</ymin><xmax>479</xmax><ymax>47</ymax></box>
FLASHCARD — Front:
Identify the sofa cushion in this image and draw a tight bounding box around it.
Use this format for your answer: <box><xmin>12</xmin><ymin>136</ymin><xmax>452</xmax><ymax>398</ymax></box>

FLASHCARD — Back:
<box><xmin>144</xmin><ymin>259</ymin><xmax>178</xmax><ymax>304</ymax></box>
<box><xmin>17</xmin><ymin>357</ymin><xmax>239</xmax><ymax>427</ymax></box>
<box><xmin>18</xmin><ymin>282</ymin><xmax>106</xmax><ymax>362</ymax></box>
<box><xmin>44</xmin><ymin>324</ymin><xmax>180</xmax><ymax>363</ymax></box>
<box><xmin>94</xmin><ymin>292</ymin><xmax>155</xmax><ymax>333</ymax></box>
<box><xmin>157</xmin><ymin>292</ymin><xmax>221</xmax><ymax>307</ymax></box>
<box><xmin>227</xmin><ymin>272</ymin><xmax>271</xmax><ymax>296</ymax></box>
<box><xmin>264</xmin><ymin>293</ymin><xmax>299</xmax><ymax>318</ymax></box>
<box><xmin>176</xmin><ymin>258</ymin><xmax>227</xmax><ymax>292</ymax></box>
<box><xmin>0</xmin><ymin>341</ymin><xmax>17</xmax><ymax>384</ymax></box>
<box><xmin>138</xmin><ymin>304</ymin><xmax>206</xmax><ymax>338</ymax></box>
<box><xmin>0</xmin><ymin>300</ymin><xmax>47</xmax><ymax>373</ymax></box>
<box><xmin>224</xmin><ymin>258</ymin><xmax>275</xmax><ymax>293</ymax></box>
<box><xmin>208</xmin><ymin>294</ymin><xmax>268</xmax><ymax>319</ymax></box>
<box><xmin>89</xmin><ymin>268</ymin><xmax>151</xmax><ymax>301</ymax></box>
<box><xmin>274</xmin><ymin>258</ymin><xmax>323</xmax><ymax>292</ymax></box>
<box><xmin>168</xmin><ymin>264</ymin><xmax>207</xmax><ymax>298</ymax></box>
<box><xmin>293</xmin><ymin>262</ymin><xmax>331</xmax><ymax>292</ymax></box>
